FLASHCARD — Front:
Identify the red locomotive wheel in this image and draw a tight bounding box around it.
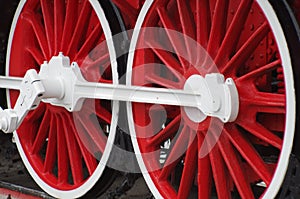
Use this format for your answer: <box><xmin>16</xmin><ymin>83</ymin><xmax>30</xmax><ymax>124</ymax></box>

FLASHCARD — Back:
<box><xmin>6</xmin><ymin>0</ymin><xmax>119</xmax><ymax>198</ymax></box>
<box><xmin>127</xmin><ymin>0</ymin><xmax>300</xmax><ymax>198</ymax></box>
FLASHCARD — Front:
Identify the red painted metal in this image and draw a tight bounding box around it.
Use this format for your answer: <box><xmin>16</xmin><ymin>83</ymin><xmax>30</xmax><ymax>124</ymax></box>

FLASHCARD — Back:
<box><xmin>112</xmin><ymin>0</ymin><xmax>145</xmax><ymax>28</ymax></box>
<box><xmin>0</xmin><ymin>188</ymin><xmax>42</xmax><ymax>199</ymax></box>
<box><xmin>131</xmin><ymin>0</ymin><xmax>285</xmax><ymax>198</ymax></box>
<box><xmin>0</xmin><ymin>181</ymin><xmax>50</xmax><ymax>199</ymax></box>
<box><xmin>8</xmin><ymin>0</ymin><xmax>112</xmax><ymax>191</ymax></box>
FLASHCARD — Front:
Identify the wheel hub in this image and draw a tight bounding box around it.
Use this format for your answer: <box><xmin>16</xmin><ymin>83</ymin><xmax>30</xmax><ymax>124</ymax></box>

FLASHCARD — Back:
<box><xmin>183</xmin><ymin>74</ymin><xmax>239</xmax><ymax>123</ymax></box>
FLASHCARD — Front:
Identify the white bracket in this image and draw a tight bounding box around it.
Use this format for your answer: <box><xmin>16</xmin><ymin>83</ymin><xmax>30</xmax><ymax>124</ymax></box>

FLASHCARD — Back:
<box><xmin>0</xmin><ymin>70</ymin><xmax>45</xmax><ymax>133</ymax></box>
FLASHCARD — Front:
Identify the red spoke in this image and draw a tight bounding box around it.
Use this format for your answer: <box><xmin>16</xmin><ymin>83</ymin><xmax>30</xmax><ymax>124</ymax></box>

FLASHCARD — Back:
<box><xmin>80</xmin><ymin>101</ymin><xmax>112</xmax><ymax>125</ymax></box>
<box><xmin>26</xmin><ymin>47</ymin><xmax>44</xmax><ymax>65</ymax></box>
<box><xmin>31</xmin><ymin>109</ymin><xmax>50</xmax><ymax>154</ymax></box>
<box><xmin>77</xmin><ymin>114</ymin><xmax>107</xmax><ymax>153</ymax></box>
<box><xmin>196</xmin><ymin>0</ymin><xmax>211</xmax><ymax>48</ymax></box>
<box><xmin>40</xmin><ymin>0</ymin><xmax>54</xmax><ymax>56</ymax></box>
<box><xmin>148</xmin><ymin>115</ymin><xmax>181</xmax><ymax>147</ymax></box>
<box><xmin>95</xmin><ymin>102</ymin><xmax>112</xmax><ymax>124</ymax></box>
<box><xmin>146</xmin><ymin>40</ymin><xmax>184</xmax><ymax>77</ymax></box>
<box><xmin>54</xmin><ymin>0</ymin><xmax>65</xmax><ymax>54</ymax></box>
<box><xmin>253</xmin><ymin>92</ymin><xmax>285</xmax><ymax>110</ymax></box>
<box><xmin>43</xmin><ymin>113</ymin><xmax>57</xmax><ymax>173</ymax></box>
<box><xmin>208</xmin><ymin>142</ymin><xmax>231</xmax><ymax>199</ymax></box>
<box><xmin>57</xmin><ymin>115</ymin><xmax>69</xmax><ymax>184</ymax></box>
<box><xmin>241</xmin><ymin>92</ymin><xmax>285</xmax><ymax>114</ymax></box>
<box><xmin>237</xmin><ymin>60</ymin><xmax>281</xmax><ymax>81</ymax></box>
<box><xmin>73</xmin><ymin>129</ymin><xmax>98</xmax><ymax>175</ymax></box>
<box><xmin>81</xmin><ymin>53</ymin><xmax>110</xmax><ymax>72</ymax></box>
<box><xmin>60</xmin><ymin>113</ymin><xmax>84</xmax><ymax>185</ymax></box>
<box><xmin>224</xmin><ymin>124</ymin><xmax>272</xmax><ymax>185</ymax></box>
<box><xmin>222</xmin><ymin>22</ymin><xmax>270</xmax><ymax>75</ymax></box>
<box><xmin>146</xmin><ymin>74</ymin><xmax>181</xmax><ymax>89</ymax></box>
<box><xmin>197</xmin><ymin>133</ymin><xmax>212</xmax><ymax>199</ymax></box>
<box><xmin>22</xmin><ymin>12</ymin><xmax>49</xmax><ymax>59</ymax></box>
<box><xmin>214</xmin><ymin>0</ymin><xmax>253</xmax><ymax>68</ymax></box>
<box><xmin>157</xmin><ymin>7</ymin><xmax>188</xmax><ymax>69</ymax></box>
<box><xmin>75</xmin><ymin>23</ymin><xmax>102</xmax><ymax>61</ymax></box>
<box><xmin>74</xmin><ymin>115</ymin><xmax>100</xmax><ymax>157</ymax></box>
<box><xmin>66</xmin><ymin>0</ymin><xmax>92</xmax><ymax>56</ymax></box>
<box><xmin>237</xmin><ymin>119</ymin><xmax>282</xmax><ymax>149</ymax></box>
<box><xmin>26</xmin><ymin>103</ymin><xmax>46</xmax><ymax>121</ymax></box>
<box><xmin>207</xmin><ymin>0</ymin><xmax>229</xmax><ymax>58</ymax></box>
<box><xmin>176</xmin><ymin>0</ymin><xmax>196</xmax><ymax>60</ymax></box>
<box><xmin>216</xmin><ymin>132</ymin><xmax>255</xmax><ymax>199</ymax></box>
<box><xmin>177</xmin><ymin>131</ymin><xmax>197</xmax><ymax>199</ymax></box>
<box><xmin>159</xmin><ymin>125</ymin><xmax>190</xmax><ymax>181</ymax></box>
<box><xmin>61</xmin><ymin>0</ymin><xmax>77</xmax><ymax>53</ymax></box>
<box><xmin>99</xmin><ymin>78</ymin><xmax>113</xmax><ymax>84</ymax></box>
<box><xmin>157</xmin><ymin>181</ymin><xmax>178</xmax><ymax>198</ymax></box>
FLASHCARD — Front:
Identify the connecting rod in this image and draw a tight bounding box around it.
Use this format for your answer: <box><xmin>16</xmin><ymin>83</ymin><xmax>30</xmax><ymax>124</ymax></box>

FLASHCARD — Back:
<box><xmin>0</xmin><ymin>53</ymin><xmax>239</xmax><ymax>133</ymax></box>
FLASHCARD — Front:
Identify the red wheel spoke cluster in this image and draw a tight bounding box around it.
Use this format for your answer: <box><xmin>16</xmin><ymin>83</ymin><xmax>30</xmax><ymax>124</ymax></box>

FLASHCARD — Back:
<box><xmin>177</xmin><ymin>134</ymin><xmax>197</xmax><ymax>198</ymax></box>
<box><xmin>223</xmin><ymin>22</ymin><xmax>270</xmax><ymax>75</ymax></box>
<box><xmin>214</xmin><ymin>0</ymin><xmax>253</xmax><ymax>68</ymax></box>
<box><xmin>224</xmin><ymin>125</ymin><xmax>272</xmax><ymax>185</ymax></box>
<box><xmin>217</xmin><ymin>133</ymin><xmax>254</xmax><ymax>199</ymax></box>
<box><xmin>8</xmin><ymin>0</ymin><xmax>113</xmax><ymax>191</ymax></box>
<box><xmin>131</xmin><ymin>0</ymin><xmax>287</xmax><ymax>198</ymax></box>
<box><xmin>196</xmin><ymin>0</ymin><xmax>211</xmax><ymax>48</ymax></box>
<box><xmin>207</xmin><ymin>0</ymin><xmax>229</xmax><ymax>58</ymax></box>
<box><xmin>197</xmin><ymin>134</ymin><xmax>212</xmax><ymax>199</ymax></box>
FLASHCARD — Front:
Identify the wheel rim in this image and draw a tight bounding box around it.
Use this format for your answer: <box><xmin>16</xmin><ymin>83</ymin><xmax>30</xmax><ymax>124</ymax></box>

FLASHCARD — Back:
<box><xmin>6</xmin><ymin>0</ymin><xmax>118</xmax><ymax>198</ymax></box>
<box><xmin>127</xmin><ymin>0</ymin><xmax>296</xmax><ymax>198</ymax></box>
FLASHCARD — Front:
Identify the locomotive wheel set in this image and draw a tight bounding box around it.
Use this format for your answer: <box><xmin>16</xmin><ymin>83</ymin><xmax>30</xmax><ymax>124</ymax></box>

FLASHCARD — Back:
<box><xmin>0</xmin><ymin>0</ymin><xmax>300</xmax><ymax>198</ymax></box>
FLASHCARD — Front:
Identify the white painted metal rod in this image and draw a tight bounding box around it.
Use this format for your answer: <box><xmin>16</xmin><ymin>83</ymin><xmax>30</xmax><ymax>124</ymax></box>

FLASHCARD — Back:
<box><xmin>0</xmin><ymin>76</ymin><xmax>22</xmax><ymax>90</ymax></box>
<box><xmin>75</xmin><ymin>82</ymin><xmax>202</xmax><ymax>108</ymax></box>
<box><xmin>0</xmin><ymin>75</ymin><xmax>202</xmax><ymax>108</ymax></box>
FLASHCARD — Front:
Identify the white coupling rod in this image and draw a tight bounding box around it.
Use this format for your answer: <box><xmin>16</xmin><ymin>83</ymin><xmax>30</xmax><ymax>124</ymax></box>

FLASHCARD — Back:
<box><xmin>0</xmin><ymin>54</ymin><xmax>239</xmax><ymax>134</ymax></box>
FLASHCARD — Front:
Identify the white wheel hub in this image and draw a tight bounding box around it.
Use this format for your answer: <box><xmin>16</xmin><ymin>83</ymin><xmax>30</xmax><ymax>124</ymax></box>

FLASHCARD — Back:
<box><xmin>183</xmin><ymin>74</ymin><xmax>239</xmax><ymax>123</ymax></box>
